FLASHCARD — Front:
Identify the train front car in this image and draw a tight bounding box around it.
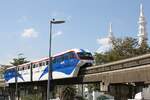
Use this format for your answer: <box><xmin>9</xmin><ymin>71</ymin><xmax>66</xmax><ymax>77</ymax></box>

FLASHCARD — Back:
<box><xmin>76</xmin><ymin>49</ymin><xmax>94</xmax><ymax>67</ymax></box>
<box><xmin>52</xmin><ymin>49</ymin><xmax>94</xmax><ymax>79</ymax></box>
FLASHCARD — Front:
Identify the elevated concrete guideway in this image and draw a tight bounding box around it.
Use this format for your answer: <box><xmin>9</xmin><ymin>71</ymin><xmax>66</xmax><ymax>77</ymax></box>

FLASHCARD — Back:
<box><xmin>78</xmin><ymin>53</ymin><xmax>150</xmax><ymax>84</ymax></box>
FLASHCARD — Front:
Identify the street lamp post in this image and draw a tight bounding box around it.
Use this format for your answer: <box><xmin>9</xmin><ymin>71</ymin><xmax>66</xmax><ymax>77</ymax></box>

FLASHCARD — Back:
<box><xmin>47</xmin><ymin>19</ymin><xmax>65</xmax><ymax>100</ymax></box>
<box><xmin>15</xmin><ymin>66</ymin><xmax>18</xmax><ymax>100</ymax></box>
<box><xmin>15</xmin><ymin>53</ymin><xmax>23</xmax><ymax>100</ymax></box>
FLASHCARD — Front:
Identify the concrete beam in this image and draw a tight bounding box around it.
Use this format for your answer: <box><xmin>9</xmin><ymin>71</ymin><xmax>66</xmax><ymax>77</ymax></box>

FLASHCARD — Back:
<box><xmin>81</xmin><ymin>64</ymin><xmax>150</xmax><ymax>84</ymax></box>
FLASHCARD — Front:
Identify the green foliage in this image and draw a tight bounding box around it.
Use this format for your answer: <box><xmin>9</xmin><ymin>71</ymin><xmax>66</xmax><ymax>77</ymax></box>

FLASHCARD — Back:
<box><xmin>135</xmin><ymin>41</ymin><xmax>150</xmax><ymax>55</ymax></box>
<box><xmin>10</xmin><ymin>53</ymin><xmax>29</xmax><ymax>66</ymax></box>
<box><xmin>95</xmin><ymin>37</ymin><xmax>150</xmax><ymax>65</ymax></box>
<box><xmin>60</xmin><ymin>86</ymin><xmax>76</xmax><ymax>100</ymax></box>
<box><xmin>86</xmin><ymin>83</ymin><xmax>100</xmax><ymax>93</ymax></box>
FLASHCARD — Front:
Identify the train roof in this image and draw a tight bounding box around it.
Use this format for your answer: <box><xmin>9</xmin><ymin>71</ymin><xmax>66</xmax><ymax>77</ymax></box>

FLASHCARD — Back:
<box><xmin>18</xmin><ymin>62</ymin><xmax>31</xmax><ymax>67</ymax></box>
<box><xmin>32</xmin><ymin>57</ymin><xmax>49</xmax><ymax>63</ymax></box>
<box><xmin>31</xmin><ymin>49</ymin><xmax>85</xmax><ymax>63</ymax></box>
<box><xmin>6</xmin><ymin>66</ymin><xmax>16</xmax><ymax>70</ymax></box>
<box><xmin>30</xmin><ymin>49</ymin><xmax>91</xmax><ymax>63</ymax></box>
<box><xmin>6</xmin><ymin>48</ymin><xmax>91</xmax><ymax>67</ymax></box>
<box><xmin>53</xmin><ymin>48</ymin><xmax>89</xmax><ymax>57</ymax></box>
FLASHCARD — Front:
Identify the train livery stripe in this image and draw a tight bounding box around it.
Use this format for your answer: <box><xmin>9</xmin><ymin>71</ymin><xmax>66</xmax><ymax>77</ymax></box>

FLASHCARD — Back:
<box><xmin>4</xmin><ymin>70</ymin><xmax>24</xmax><ymax>82</ymax></box>
<box><xmin>39</xmin><ymin>59</ymin><xmax>79</xmax><ymax>80</ymax></box>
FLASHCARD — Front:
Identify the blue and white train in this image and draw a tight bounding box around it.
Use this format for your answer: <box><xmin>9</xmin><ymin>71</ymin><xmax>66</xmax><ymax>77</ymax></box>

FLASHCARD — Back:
<box><xmin>4</xmin><ymin>49</ymin><xmax>94</xmax><ymax>84</ymax></box>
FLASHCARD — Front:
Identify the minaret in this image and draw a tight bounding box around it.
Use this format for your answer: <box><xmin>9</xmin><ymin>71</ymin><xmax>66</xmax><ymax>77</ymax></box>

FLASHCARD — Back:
<box><xmin>108</xmin><ymin>22</ymin><xmax>114</xmax><ymax>44</ymax></box>
<box><xmin>138</xmin><ymin>4</ymin><xmax>148</xmax><ymax>45</ymax></box>
<box><xmin>96</xmin><ymin>23</ymin><xmax>114</xmax><ymax>53</ymax></box>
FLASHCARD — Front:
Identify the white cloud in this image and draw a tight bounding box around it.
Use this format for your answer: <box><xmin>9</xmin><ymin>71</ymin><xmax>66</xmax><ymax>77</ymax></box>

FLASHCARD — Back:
<box><xmin>96</xmin><ymin>37</ymin><xmax>112</xmax><ymax>53</ymax></box>
<box><xmin>21</xmin><ymin>28</ymin><xmax>38</xmax><ymax>38</ymax></box>
<box><xmin>96</xmin><ymin>45</ymin><xmax>112</xmax><ymax>53</ymax></box>
<box><xmin>97</xmin><ymin>37</ymin><xmax>110</xmax><ymax>45</ymax></box>
<box><xmin>53</xmin><ymin>31</ymin><xmax>63</xmax><ymax>38</ymax></box>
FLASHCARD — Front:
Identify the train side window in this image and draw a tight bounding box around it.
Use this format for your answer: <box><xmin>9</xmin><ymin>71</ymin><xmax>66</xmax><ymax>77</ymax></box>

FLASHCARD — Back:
<box><xmin>68</xmin><ymin>52</ymin><xmax>75</xmax><ymax>59</ymax></box>
<box><xmin>46</xmin><ymin>61</ymin><xmax>49</xmax><ymax>65</ymax></box>
<box><xmin>64</xmin><ymin>54</ymin><xmax>68</xmax><ymax>60</ymax></box>
<box><xmin>60</xmin><ymin>55</ymin><xmax>64</xmax><ymax>61</ymax></box>
<box><xmin>52</xmin><ymin>58</ymin><xmax>56</xmax><ymax>64</ymax></box>
<box><xmin>67</xmin><ymin>52</ymin><xmax>70</xmax><ymax>59</ymax></box>
<box><xmin>55</xmin><ymin>57</ymin><xmax>59</xmax><ymax>63</ymax></box>
<box><xmin>60</xmin><ymin>55</ymin><xmax>64</xmax><ymax>62</ymax></box>
<box><xmin>55</xmin><ymin>56</ymin><xmax>63</xmax><ymax>63</ymax></box>
<box><xmin>28</xmin><ymin>65</ymin><xmax>30</xmax><ymax>69</ymax></box>
<box><xmin>39</xmin><ymin>62</ymin><xmax>42</xmax><ymax>67</ymax></box>
<box><xmin>32</xmin><ymin>64</ymin><xmax>36</xmax><ymax>68</ymax></box>
<box><xmin>43</xmin><ymin>62</ymin><xmax>46</xmax><ymax>66</ymax></box>
<box><xmin>22</xmin><ymin>66</ymin><xmax>24</xmax><ymax>70</ymax></box>
<box><xmin>56</xmin><ymin>56</ymin><xmax>61</xmax><ymax>62</ymax></box>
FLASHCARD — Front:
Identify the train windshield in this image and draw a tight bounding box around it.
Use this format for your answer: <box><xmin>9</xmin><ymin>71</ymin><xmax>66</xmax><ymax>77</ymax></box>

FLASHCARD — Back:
<box><xmin>77</xmin><ymin>52</ymin><xmax>94</xmax><ymax>60</ymax></box>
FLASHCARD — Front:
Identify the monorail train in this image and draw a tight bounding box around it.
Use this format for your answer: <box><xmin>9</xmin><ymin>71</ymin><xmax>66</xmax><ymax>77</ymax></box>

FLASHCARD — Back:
<box><xmin>4</xmin><ymin>49</ymin><xmax>94</xmax><ymax>84</ymax></box>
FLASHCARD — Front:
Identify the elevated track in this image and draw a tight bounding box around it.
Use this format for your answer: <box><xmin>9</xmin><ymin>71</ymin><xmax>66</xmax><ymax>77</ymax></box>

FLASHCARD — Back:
<box><xmin>78</xmin><ymin>53</ymin><xmax>150</xmax><ymax>84</ymax></box>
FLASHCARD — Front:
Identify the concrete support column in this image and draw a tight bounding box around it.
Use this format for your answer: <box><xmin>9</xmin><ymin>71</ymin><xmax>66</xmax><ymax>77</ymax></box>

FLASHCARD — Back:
<box><xmin>100</xmin><ymin>82</ymin><xmax>109</xmax><ymax>92</ymax></box>
<box><xmin>109</xmin><ymin>84</ymin><xmax>129</xmax><ymax>100</ymax></box>
<box><xmin>9</xmin><ymin>88</ymin><xmax>16</xmax><ymax>100</ymax></box>
<box><xmin>42</xmin><ymin>85</ymin><xmax>47</xmax><ymax>100</ymax></box>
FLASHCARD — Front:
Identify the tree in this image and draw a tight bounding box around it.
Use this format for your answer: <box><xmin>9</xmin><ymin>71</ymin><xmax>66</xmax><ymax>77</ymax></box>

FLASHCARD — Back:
<box><xmin>95</xmin><ymin>37</ymin><xmax>150</xmax><ymax>65</ymax></box>
<box><xmin>60</xmin><ymin>86</ymin><xmax>76</xmax><ymax>100</ymax></box>
<box><xmin>10</xmin><ymin>53</ymin><xmax>29</xmax><ymax>66</ymax></box>
<box><xmin>86</xmin><ymin>83</ymin><xmax>100</xmax><ymax>93</ymax></box>
<box><xmin>136</xmin><ymin>41</ymin><xmax>150</xmax><ymax>55</ymax></box>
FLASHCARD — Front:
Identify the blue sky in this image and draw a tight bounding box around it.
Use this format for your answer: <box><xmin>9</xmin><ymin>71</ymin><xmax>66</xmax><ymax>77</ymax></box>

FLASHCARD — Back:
<box><xmin>0</xmin><ymin>0</ymin><xmax>150</xmax><ymax>64</ymax></box>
